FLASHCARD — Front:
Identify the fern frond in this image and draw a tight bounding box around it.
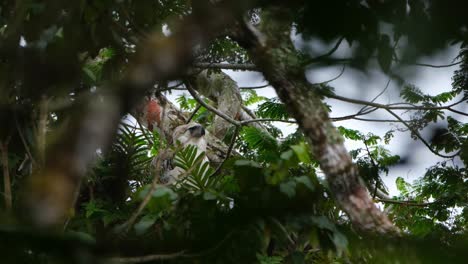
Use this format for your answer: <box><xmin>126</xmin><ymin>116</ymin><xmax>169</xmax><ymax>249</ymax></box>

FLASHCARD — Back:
<box><xmin>241</xmin><ymin>89</ymin><xmax>267</xmax><ymax>106</ymax></box>
<box><xmin>242</xmin><ymin>126</ymin><xmax>278</xmax><ymax>150</ymax></box>
<box><xmin>173</xmin><ymin>145</ymin><xmax>214</xmax><ymax>190</ymax></box>
<box><xmin>113</xmin><ymin>122</ymin><xmax>152</xmax><ymax>180</ymax></box>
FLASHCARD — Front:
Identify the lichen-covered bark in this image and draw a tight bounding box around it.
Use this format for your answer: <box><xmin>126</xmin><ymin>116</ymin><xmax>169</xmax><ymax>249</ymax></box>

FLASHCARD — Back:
<box><xmin>234</xmin><ymin>8</ymin><xmax>398</xmax><ymax>233</ymax></box>
<box><xmin>192</xmin><ymin>71</ymin><xmax>242</xmax><ymax>138</ymax></box>
<box><xmin>190</xmin><ymin>70</ymin><xmax>272</xmax><ymax>137</ymax></box>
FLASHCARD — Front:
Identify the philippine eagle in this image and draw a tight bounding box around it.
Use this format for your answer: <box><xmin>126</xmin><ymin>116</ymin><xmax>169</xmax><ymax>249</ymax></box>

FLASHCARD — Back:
<box><xmin>155</xmin><ymin>123</ymin><xmax>210</xmax><ymax>187</ymax></box>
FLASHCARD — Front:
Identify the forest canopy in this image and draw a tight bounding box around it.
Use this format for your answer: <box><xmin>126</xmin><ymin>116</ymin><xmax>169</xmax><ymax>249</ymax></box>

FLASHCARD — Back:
<box><xmin>0</xmin><ymin>0</ymin><xmax>467</xmax><ymax>263</ymax></box>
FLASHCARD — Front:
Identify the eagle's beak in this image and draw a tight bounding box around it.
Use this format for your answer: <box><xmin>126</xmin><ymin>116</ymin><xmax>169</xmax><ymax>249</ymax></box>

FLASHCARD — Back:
<box><xmin>189</xmin><ymin>125</ymin><xmax>205</xmax><ymax>138</ymax></box>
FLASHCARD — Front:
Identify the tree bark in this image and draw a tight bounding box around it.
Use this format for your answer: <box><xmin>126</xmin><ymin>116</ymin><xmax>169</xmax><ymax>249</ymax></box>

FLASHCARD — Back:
<box><xmin>233</xmin><ymin>8</ymin><xmax>398</xmax><ymax>234</ymax></box>
<box><xmin>0</xmin><ymin>141</ymin><xmax>12</xmax><ymax>211</ymax></box>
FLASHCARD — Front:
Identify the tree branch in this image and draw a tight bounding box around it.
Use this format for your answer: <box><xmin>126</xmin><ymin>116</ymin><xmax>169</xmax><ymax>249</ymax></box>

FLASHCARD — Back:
<box><xmin>303</xmin><ymin>37</ymin><xmax>345</xmax><ymax>65</ymax></box>
<box><xmin>193</xmin><ymin>62</ymin><xmax>258</xmax><ymax>71</ymax></box>
<box><xmin>385</xmin><ymin>109</ymin><xmax>459</xmax><ymax>158</ymax></box>
<box><xmin>185</xmin><ymin>82</ymin><xmax>241</xmax><ymax>126</ymax></box>
<box><xmin>377</xmin><ymin>198</ymin><xmax>436</xmax><ymax>207</ymax></box>
<box><xmin>107</xmin><ymin>250</ymin><xmax>186</xmax><ymax>263</ymax></box>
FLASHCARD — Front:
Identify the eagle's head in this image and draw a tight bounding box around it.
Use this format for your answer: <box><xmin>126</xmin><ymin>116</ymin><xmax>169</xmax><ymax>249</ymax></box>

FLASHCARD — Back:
<box><xmin>172</xmin><ymin>123</ymin><xmax>207</xmax><ymax>151</ymax></box>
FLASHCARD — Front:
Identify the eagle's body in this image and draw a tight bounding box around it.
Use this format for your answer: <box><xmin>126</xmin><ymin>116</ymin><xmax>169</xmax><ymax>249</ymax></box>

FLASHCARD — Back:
<box><xmin>158</xmin><ymin>123</ymin><xmax>210</xmax><ymax>186</ymax></box>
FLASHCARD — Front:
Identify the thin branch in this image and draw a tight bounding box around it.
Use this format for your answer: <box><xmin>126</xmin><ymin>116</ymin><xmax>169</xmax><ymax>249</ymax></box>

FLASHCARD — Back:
<box><xmin>358</xmin><ymin>76</ymin><xmax>392</xmax><ymax>115</ymax></box>
<box><xmin>240</xmin><ymin>118</ymin><xmax>297</xmax><ymax>124</ymax></box>
<box><xmin>210</xmin><ymin>125</ymin><xmax>240</xmax><ymax>177</ymax></box>
<box><xmin>311</xmin><ymin>64</ymin><xmax>346</xmax><ymax>85</ymax></box>
<box><xmin>328</xmin><ymin>93</ymin><xmax>466</xmax><ymax>111</ymax></box>
<box><xmin>14</xmin><ymin>113</ymin><xmax>36</xmax><ymax>166</ymax></box>
<box><xmin>107</xmin><ymin>250</ymin><xmax>186</xmax><ymax>263</ymax></box>
<box><xmin>330</xmin><ymin>107</ymin><xmax>379</xmax><ymax>121</ymax></box>
<box><xmin>376</xmin><ymin>198</ymin><xmax>435</xmax><ymax>207</ymax></box>
<box><xmin>396</xmin><ymin>59</ymin><xmax>462</xmax><ymax>68</ymax></box>
<box><xmin>186</xmin><ymin>104</ymin><xmax>202</xmax><ymax>124</ymax></box>
<box><xmin>37</xmin><ymin>96</ymin><xmax>48</xmax><ymax>166</ymax></box>
<box><xmin>304</xmin><ymin>37</ymin><xmax>345</xmax><ymax>65</ymax></box>
<box><xmin>385</xmin><ymin>109</ymin><xmax>459</xmax><ymax>159</ymax></box>
<box><xmin>336</xmin><ymin>117</ymin><xmax>410</xmax><ymax>123</ymax></box>
<box><xmin>193</xmin><ymin>62</ymin><xmax>258</xmax><ymax>71</ymax></box>
<box><xmin>239</xmin><ymin>83</ymin><xmax>270</xmax><ymax>89</ymax></box>
<box><xmin>185</xmin><ymin>82</ymin><xmax>241</xmax><ymax>126</ymax></box>
<box><xmin>109</xmin><ymin>230</ymin><xmax>236</xmax><ymax>263</ymax></box>
<box><xmin>182</xmin><ymin>230</ymin><xmax>235</xmax><ymax>258</ymax></box>
<box><xmin>447</xmin><ymin>106</ymin><xmax>468</xmax><ymax>116</ymax></box>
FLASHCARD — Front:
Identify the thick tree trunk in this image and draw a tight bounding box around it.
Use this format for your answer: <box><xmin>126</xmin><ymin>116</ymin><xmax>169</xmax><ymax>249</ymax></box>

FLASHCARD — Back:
<box><xmin>234</xmin><ymin>8</ymin><xmax>398</xmax><ymax>234</ymax></box>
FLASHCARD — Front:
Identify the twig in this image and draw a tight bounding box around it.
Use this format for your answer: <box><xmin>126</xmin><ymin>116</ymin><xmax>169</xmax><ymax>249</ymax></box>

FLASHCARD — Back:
<box><xmin>186</xmin><ymin>104</ymin><xmax>202</xmax><ymax>124</ymax></box>
<box><xmin>182</xmin><ymin>230</ymin><xmax>236</xmax><ymax>257</ymax></box>
<box><xmin>240</xmin><ymin>118</ymin><xmax>297</xmax><ymax>124</ymax></box>
<box><xmin>395</xmin><ymin>59</ymin><xmax>462</xmax><ymax>68</ymax></box>
<box><xmin>193</xmin><ymin>62</ymin><xmax>257</xmax><ymax>71</ymax></box>
<box><xmin>328</xmin><ymin>93</ymin><xmax>466</xmax><ymax>111</ymax></box>
<box><xmin>357</xmin><ymin>76</ymin><xmax>392</xmax><ymax>115</ymax></box>
<box><xmin>376</xmin><ymin>198</ymin><xmax>436</xmax><ymax>207</ymax></box>
<box><xmin>239</xmin><ymin>83</ymin><xmax>270</xmax><ymax>89</ymax></box>
<box><xmin>385</xmin><ymin>109</ymin><xmax>459</xmax><ymax>158</ymax></box>
<box><xmin>14</xmin><ymin>113</ymin><xmax>36</xmax><ymax>166</ymax></box>
<box><xmin>333</xmin><ymin>117</ymin><xmax>410</xmax><ymax>123</ymax></box>
<box><xmin>311</xmin><ymin>64</ymin><xmax>346</xmax><ymax>85</ymax></box>
<box><xmin>107</xmin><ymin>250</ymin><xmax>186</xmax><ymax>263</ymax></box>
<box><xmin>304</xmin><ymin>37</ymin><xmax>345</xmax><ymax>65</ymax></box>
<box><xmin>37</xmin><ymin>96</ymin><xmax>48</xmax><ymax>166</ymax></box>
<box><xmin>210</xmin><ymin>126</ymin><xmax>240</xmax><ymax>177</ymax></box>
<box><xmin>185</xmin><ymin>82</ymin><xmax>241</xmax><ymax>126</ymax></box>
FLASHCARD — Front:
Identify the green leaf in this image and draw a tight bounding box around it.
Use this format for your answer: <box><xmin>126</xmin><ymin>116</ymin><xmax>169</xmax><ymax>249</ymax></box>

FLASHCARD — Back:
<box><xmin>377</xmin><ymin>34</ymin><xmax>393</xmax><ymax>72</ymax></box>
<box><xmin>134</xmin><ymin>214</ymin><xmax>158</xmax><ymax>235</ymax></box>
<box><xmin>152</xmin><ymin>186</ymin><xmax>178</xmax><ymax>200</ymax></box>
<box><xmin>338</xmin><ymin>126</ymin><xmax>363</xmax><ymax>141</ymax></box>
<box><xmin>290</xmin><ymin>142</ymin><xmax>311</xmax><ymax>163</ymax></box>
<box><xmin>396</xmin><ymin>177</ymin><xmax>411</xmax><ymax>196</ymax></box>
<box><xmin>460</xmin><ymin>140</ymin><xmax>468</xmax><ymax>165</ymax></box>
<box><xmin>295</xmin><ymin>176</ymin><xmax>314</xmax><ymax>191</ymax></box>
<box><xmin>280</xmin><ymin>181</ymin><xmax>297</xmax><ymax>198</ymax></box>
<box><xmin>83</xmin><ymin>67</ymin><xmax>97</xmax><ymax>82</ymax></box>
